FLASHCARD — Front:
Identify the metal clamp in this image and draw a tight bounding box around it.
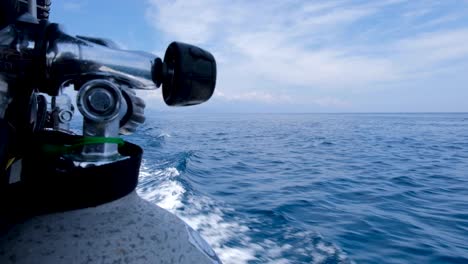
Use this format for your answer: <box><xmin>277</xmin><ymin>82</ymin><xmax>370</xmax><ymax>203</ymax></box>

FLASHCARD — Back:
<box><xmin>77</xmin><ymin>79</ymin><xmax>125</xmax><ymax>161</ymax></box>
<box><xmin>51</xmin><ymin>94</ymin><xmax>74</xmax><ymax>131</ymax></box>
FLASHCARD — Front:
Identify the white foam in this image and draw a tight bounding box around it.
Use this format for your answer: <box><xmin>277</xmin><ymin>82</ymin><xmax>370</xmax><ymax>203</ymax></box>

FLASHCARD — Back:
<box><xmin>139</xmin><ymin>166</ymin><xmax>184</xmax><ymax>210</ymax></box>
<box><xmin>138</xmin><ymin>164</ymin><xmax>262</xmax><ymax>263</ymax></box>
<box><xmin>317</xmin><ymin>241</ymin><xmax>337</xmax><ymax>255</ymax></box>
<box><xmin>164</xmin><ymin>192</ymin><xmax>260</xmax><ymax>263</ymax></box>
<box><xmin>137</xmin><ymin>164</ymin><xmax>349</xmax><ymax>264</ymax></box>
<box><xmin>157</xmin><ymin>132</ymin><xmax>171</xmax><ymax>138</ymax></box>
<box><xmin>311</xmin><ymin>252</ymin><xmax>326</xmax><ymax>263</ymax></box>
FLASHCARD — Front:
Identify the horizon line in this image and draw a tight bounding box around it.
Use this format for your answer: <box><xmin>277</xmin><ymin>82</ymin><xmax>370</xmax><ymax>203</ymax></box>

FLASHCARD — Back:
<box><xmin>145</xmin><ymin>111</ymin><xmax>468</xmax><ymax>115</ymax></box>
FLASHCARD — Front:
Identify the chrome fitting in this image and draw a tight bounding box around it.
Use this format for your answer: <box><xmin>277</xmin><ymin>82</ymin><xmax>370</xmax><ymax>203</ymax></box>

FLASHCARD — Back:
<box><xmin>51</xmin><ymin>94</ymin><xmax>74</xmax><ymax>132</ymax></box>
<box><xmin>77</xmin><ymin>79</ymin><xmax>125</xmax><ymax>160</ymax></box>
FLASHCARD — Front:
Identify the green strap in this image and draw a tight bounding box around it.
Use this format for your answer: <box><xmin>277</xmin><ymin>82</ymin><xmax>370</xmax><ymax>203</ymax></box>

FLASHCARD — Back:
<box><xmin>41</xmin><ymin>137</ymin><xmax>125</xmax><ymax>155</ymax></box>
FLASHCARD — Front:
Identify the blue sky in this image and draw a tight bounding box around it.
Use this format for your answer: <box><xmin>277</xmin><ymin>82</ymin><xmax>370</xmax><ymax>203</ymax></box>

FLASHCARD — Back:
<box><xmin>51</xmin><ymin>0</ymin><xmax>468</xmax><ymax>112</ymax></box>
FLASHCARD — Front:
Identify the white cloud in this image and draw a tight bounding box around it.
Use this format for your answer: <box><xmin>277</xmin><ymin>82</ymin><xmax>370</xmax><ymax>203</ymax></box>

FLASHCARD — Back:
<box><xmin>63</xmin><ymin>1</ymin><xmax>86</xmax><ymax>12</ymax></box>
<box><xmin>389</xmin><ymin>29</ymin><xmax>468</xmax><ymax>80</ymax></box>
<box><xmin>145</xmin><ymin>0</ymin><xmax>468</xmax><ymax>109</ymax></box>
<box><xmin>402</xmin><ymin>8</ymin><xmax>432</xmax><ymax>19</ymax></box>
<box><xmin>146</xmin><ymin>0</ymin><xmax>223</xmax><ymax>44</ymax></box>
<box><xmin>214</xmin><ymin>91</ymin><xmax>292</xmax><ymax>104</ymax></box>
<box><xmin>396</xmin><ymin>29</ymin><xmax>468</xmax><ymax>62</ymax></box>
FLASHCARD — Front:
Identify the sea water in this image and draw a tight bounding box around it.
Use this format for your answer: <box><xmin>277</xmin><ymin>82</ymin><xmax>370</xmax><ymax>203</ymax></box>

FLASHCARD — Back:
<box><xmin>129</xmin><ymin>113</ymin><xmax>468</xmax><ymax>264</ymax></box>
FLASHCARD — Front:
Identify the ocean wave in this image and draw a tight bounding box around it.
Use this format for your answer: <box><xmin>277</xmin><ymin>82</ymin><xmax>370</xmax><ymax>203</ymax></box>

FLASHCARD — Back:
<box><xmin>137</xmin><ymin>164</ymin><xmax>259</xmax><ymax>263</ymax></box>
<box><xmin>137</xmin><ymin>163</ymin><xmax>350</xmax><ymax>264</ymax></box>
<box><xmin>129</xmin><ymin>113</ymin><xmax>468</xmax><ymax>263</ymax></box>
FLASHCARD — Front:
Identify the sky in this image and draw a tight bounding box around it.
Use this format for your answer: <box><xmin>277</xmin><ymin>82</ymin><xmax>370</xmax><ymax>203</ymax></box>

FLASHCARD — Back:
<box><xmin>51</xmin><ymin>0</ymin><xmax>468</xmax><ymax>113</ymax></box>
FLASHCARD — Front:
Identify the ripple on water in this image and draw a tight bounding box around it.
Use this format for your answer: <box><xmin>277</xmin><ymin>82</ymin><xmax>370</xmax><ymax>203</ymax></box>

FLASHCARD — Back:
<box><xmin>130</xmin><ymin>113</ymin><xmax>468</xmax><ymax>263</ymax></box>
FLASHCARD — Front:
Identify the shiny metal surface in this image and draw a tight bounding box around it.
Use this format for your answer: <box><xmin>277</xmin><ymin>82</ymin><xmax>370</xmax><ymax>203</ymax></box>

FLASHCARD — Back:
<box><xmin>51</xmin><ymin>94</ymin><xmax>74</xmax><ymax>131</ymax></box>
<box><xmin>119</xmin><ymin>86</ymin><xmax>146</xmax><ymax>135</ymax></box>
<box><xmin>46</xmin><ymin>27</ymin><xmax>157</xmax><ymax>90</ymax></box>
<box><xmin>0</xmin><ymin>76</ymin><xmax>10</xmax><ymax>118</ymax></box>
<box><xmin>77</xmin><ymin>79</ymin><xmax>124</xmax><ymax>160</ymax></box>
<box><xmin>28</xmin><ymin>0</ymin><xmax>37</xmax><ymax>19</ymax></box>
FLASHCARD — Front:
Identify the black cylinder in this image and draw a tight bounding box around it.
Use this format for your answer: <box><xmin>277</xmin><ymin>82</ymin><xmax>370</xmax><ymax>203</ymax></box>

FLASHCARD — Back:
<box><xmin>160</xmin><ymin>42</ymin><xmax>216</xmax><ymax>106</ymax></box>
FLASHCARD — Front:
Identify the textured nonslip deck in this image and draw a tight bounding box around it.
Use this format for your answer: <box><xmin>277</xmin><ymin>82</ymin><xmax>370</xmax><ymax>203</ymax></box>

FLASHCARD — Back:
<box><xmin>0</xmin><ymin>191</ymin><xmax>221</xmax><ymax>264</ymax></box>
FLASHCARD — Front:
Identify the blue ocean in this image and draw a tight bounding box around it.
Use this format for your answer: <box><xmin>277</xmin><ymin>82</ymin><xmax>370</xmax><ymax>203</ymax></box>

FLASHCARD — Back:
<box><xmin>128</xmin><ymin>113</ymin><xmax>468</xmax><ymax>264</ymax></box>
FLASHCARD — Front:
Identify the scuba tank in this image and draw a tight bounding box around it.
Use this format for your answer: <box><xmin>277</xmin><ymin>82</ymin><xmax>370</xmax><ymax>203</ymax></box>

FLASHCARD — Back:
<box><xmin>0</xmin><ymin>1</ymin><xmax>220</xmax><ymax>263</ymax></box>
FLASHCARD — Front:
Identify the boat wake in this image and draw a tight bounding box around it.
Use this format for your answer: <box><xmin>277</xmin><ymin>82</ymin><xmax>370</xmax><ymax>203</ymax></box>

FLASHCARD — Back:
<box><xmin>137</xmin><ymin>162</ymin><xmax>350</xmax><ymax>264</ymax></box>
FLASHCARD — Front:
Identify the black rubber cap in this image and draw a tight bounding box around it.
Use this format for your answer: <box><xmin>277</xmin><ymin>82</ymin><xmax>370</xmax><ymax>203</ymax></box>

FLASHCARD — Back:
<box><xmin>161</xmin><ymin>42</ymin><xmax>217</xmax><ymax>106</ymax></box>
